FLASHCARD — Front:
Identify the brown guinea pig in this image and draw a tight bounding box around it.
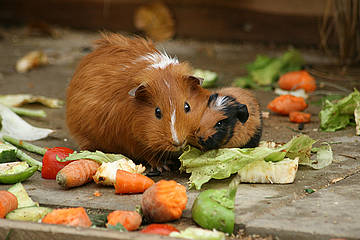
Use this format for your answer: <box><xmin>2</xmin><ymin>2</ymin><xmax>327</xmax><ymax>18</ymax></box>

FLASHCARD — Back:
<box><xmin>66</xmin><ymin>33</ymin><xmax>207</xmax><ymax>168</ymax></box>
<box><xmin>191</xmin><ymin>87</ymin><xmax>262</xmax><ymax>151</ymax></box>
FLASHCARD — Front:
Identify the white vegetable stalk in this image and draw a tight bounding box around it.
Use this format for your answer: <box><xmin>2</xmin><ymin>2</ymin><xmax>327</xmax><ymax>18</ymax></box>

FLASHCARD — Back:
<box><xmin>0</xmin><ymin>104</ymin><xmax>53</xmax><ymax>141</ymax></box>
<box><xmin>93</xmin><ymin>159</ymin><xmax>146</xmax><ymax>186</ymax></box>
<box><xmin>238</xmin><ymin>157</ymin><xmax>299</xmax><ymax>184</ymax></box>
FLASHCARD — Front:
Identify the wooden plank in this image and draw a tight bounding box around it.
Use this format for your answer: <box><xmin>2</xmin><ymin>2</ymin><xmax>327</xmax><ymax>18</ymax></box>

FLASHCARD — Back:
<box><xmin>0</xmin><ymin>0</ymin><xmax>329</xmax><ymax>45</ymax></box>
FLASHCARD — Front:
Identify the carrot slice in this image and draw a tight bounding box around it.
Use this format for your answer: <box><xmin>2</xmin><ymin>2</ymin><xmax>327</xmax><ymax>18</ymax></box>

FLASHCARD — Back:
<box><xmin>141</xmin><ymin>180</ymin><xmax>187</xmax><ymax>222</ymax></box>
<box><xmin>56</xmin><ymin>159</ymin><xmax>100</xmax><ymax>188</ymax></box>
<box><xmin>114</xmin><ymin>170</ymin><xmax>154</xmax><ymax>194</ymax></box>
<box><xmin>0</xmin><ymin>190</ymin><xmax>18</xmax><ymax>218</ymax></box>
<box><xmin>42</xmin><ymin>207</ymin><xmax>92</xmax><ymax>227</ymax></box>
<box><xmin>107</xmin><ymin>210</ymin><xmax>142</xmax><ymax>231</ymax></box>
<box><xmin>289</xmin><ymin>111</ymin><xmax>311</xmax><ymax>123</ymax></box>
<box><xmin>278</xmin><ymin>70</ymin><xmax>316</xmax><ymax>93</ymax></box>
<box><xmin>267</xmin><ymin>95</ymin><xmax>307</xmax><ymax>115</ymax></box>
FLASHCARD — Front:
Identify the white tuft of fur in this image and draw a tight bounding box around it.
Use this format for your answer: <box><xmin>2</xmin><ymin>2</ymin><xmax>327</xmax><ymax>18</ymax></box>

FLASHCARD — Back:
<box><xmin>139</xmin><ymin>51</ymin><xmax>179</xmax><ymax>69</ymax></box>
<box><xmin>213</xmin><ymin>96</ymin><xmax>228</xmax><ymax>110</ymax></box>
<box><xmin>170</xmin><ymin>109</ymin><xmax>179</xmax><ymax>145</ymax></box>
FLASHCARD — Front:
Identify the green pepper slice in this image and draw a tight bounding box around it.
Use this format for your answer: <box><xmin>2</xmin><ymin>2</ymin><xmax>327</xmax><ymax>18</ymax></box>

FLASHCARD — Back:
<box><xmin>0</xmin><ymin>165</ymin><xmax>38</xmax><ymax>184</ymax></box>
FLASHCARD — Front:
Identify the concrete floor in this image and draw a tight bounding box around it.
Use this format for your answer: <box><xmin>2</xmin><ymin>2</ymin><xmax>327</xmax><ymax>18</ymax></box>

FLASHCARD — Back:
<box><xmin>0</xmin><ymin>27</ymin><xmax>359</xmax><ymax>240</ymax></box>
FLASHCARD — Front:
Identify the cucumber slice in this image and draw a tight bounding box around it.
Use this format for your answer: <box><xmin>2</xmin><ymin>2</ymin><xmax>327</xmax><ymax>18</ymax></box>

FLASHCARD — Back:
<box><xmin>0</xmin><ymin>161</ymin><xmax>28</xmax><ymax>173</ymax></box>
<box><xmin>6</xmin><ymin>206</ymin><xmax>52</xmax><ymax>222</ymax></box>
<box><xmin>0</xmin><ymin>163</ymin><xmax>38</xmax><ymax>184</ymax></box>
<box><xmin>0</xmin><ymin>142</ymin><xmax>17</xmax><ymax>163</ymax></box>
<box><xmin>7</xmin><ymin>183</ymin><xmax>38</xmax><ymax>208</ymax></box>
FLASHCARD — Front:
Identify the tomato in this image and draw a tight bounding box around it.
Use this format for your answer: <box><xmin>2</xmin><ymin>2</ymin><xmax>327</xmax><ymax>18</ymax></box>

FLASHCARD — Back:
<box><xmin>41</xmin><ymin>147</ymin><xmax>74</xmax><ymax>179</ymax></box>
<box><xmin>141</xmin><ymin>224</ymin><xmax>179</xmax><ymax>236</ymax></box>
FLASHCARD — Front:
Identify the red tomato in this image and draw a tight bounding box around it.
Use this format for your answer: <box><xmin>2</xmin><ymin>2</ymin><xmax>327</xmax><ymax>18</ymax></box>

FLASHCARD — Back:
<box><xmin>141</xmin><ymin>224</ymin><xmax>179</xmax><ymax>236</ymax></box>
<box><xmin>41</xmin><ymin>147</ymin><xmax>74</xmax><ymax>179</ymax></box>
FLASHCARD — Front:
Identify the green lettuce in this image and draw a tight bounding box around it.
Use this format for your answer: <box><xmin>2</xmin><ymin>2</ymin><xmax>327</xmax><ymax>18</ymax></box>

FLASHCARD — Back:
<box><xmin>319</xmin><ymin>89</ymin><xmax>360</xmax><ymax>132</ymax></box>
<box><xmin>179</xmin><ymin>135</ymin><xmax>331</xmax><ymax>190</ymax></box>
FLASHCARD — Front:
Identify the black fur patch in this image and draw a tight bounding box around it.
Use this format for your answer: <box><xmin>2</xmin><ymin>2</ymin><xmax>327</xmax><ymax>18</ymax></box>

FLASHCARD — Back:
<box><xmin>199</xmin><ymin>94</ymin><xmax>249</xmax><ymax>151</ymax></box>
<box><xmin>243</xmin><ymin>111</ymin><xmax>263</xmax><ymax>148</ymax></box>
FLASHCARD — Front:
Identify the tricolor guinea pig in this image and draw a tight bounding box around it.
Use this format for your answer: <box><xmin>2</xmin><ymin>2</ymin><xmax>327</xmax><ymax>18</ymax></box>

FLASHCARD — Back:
<box><xmin>192</xmin><ymin>87</ymin><xmax>262</xmax><ymax>151</ymax></box>
<box><xmin>66</xmin><ymin>33</ymin><xmax>207</xmax><ymax>168</ymax></box>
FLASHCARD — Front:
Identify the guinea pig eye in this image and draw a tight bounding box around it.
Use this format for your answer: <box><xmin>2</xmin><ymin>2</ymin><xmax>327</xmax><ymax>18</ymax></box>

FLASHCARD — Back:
<box><xmin>215</xmin><ymin>120</ymin><xmax>224</xmax><ymax>128</ymax></box>
<box><xmin>184</xmin><ymin>102</ymin><xmax>191</xmax><ymax>113</ymax></box>
<box><xmin>155</xmin><ymin>107</ymin><xmax>162</xmax><ymax>119</ymax></box>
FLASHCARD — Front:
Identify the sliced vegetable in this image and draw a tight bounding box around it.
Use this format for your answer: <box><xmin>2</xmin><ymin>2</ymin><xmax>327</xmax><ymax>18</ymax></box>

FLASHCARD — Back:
<box><xmin>10</xmin><ymin>107</ymin><xmax>46</xmax><ymax>118</ymax></box>
<box><xmin>169</xmin><ymin>227</ymin><xmax>225</xmax><ymax>240</ymax></box>
<box><xmin>7</xmin><ymin>183</ymin><xmax>38</xmax><ymax>208</ymax></box>
<box><xmin>141</xmin><ymin>180</ymin><xmax>187</xmax><ymax>222</ymax></box>
<box><xmin>278</xmin><ymin>70</ymin><xmax>316</xmax><ymax>92</ymax></box>
<box><xmin>192</xmin><ymin>175</ymin><xmax>239</xmax><ymax>234</ymax></box>
<box><xmin>193</xmin><ymin>69</ymin><xmax>218</xmax><ymax>88</ymax></box>
<box><xmin>58</xmin><ymin>150</ymin><xmax>132</xmax><ymax>164</ymax></box>
<box><xmin>8</xmin><ymin>144</ymin><xmax>43</xmax><ymax>171</ymax></box>
<box><xmin>2</xmin><ymin>135</ymin><xmax>47</xmax><ymax>155</ymax></box>
<box><xmin>56</xmin><ymin>159</ymin><xmax>100</xmax><ymax>188</ymax></box>
<box><xmin>0</xmin><ymin>141</ymin><xmax>17</xmax><ymax>163</ymax></box>
<box><xmin>15</xmin><ymin>51</ymin><xmax>48</xmax><ymax>73</ymax></box>
<box><xmin>93</xmin><ymin>159</ymin><xmax>145</xmax><ymax>186</ymax></box>
<box><xmin>42</xmin><ymin>147</ymin><xmax>74</xmax><ymax>179</ymax></box>
<box><xmin>289</xmin><ymin>111</ymin><xmax>311</xmax><ymax>123</ymax></box>
<box><xmin>106</xmin><ymin>210</ymin><xmax>142</xmax><ymax>231</ymax></box>
<box><xmin>319</xmin><ymin>89</ymin><xmax>360</xmax><ymax>133</ymax></box>
<box><xmin>6</xmin><ymin>206</ymin><xmax>52</xmax><ymax>222</ymax></box>
<box><xmin>267</xmin><ymin>95</ymin><xmax>307</xmax><ymax>115</ymax></box>
<box><xmin>274</xmin><ymin>88</ymin><xmax>308</xmax><ymax>99</ymax></box>
<box><xmin>42</xmin><ymin>207</ymin><xmax>92</xmax><ymax>227</ymax></box>
<box><xmin>141</xmin><ymin>224</ymin><xmax>179</xmax><ymax>236</ymax></box>
<box><xmin>238</xmin><ymin>157</ymin><xmax>298</xmax><ymax>184</ymax></box>
<box><xmin>114</xmin><ymin>170</ymin><xmax>154</xmax><ymax>194</ymax></box>
<box><xmin>0</xmin><ymin>162</ymin><xmax>38</xmax><ymax>184</ymax></box>
<box><xmin>0</xmin><ymin>190</ymin><xmax>18</xmax><ymax>218</ymax></box>
<box><xmin>0</xmin><ymin>94</ymin><xmax>64</xmax><ymax>108</ymax></box>
<box><xmin>0</xmin><ymin>103</ymin><xmax>53</xmax><ymax>141</ymax></box>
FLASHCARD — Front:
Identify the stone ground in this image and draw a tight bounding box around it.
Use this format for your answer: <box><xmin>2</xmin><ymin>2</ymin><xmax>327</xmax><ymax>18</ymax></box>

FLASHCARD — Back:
<box><xmin>0</xmin><ymin>26</ymin><xmax>359</xmax><ymax>240</ymax></box>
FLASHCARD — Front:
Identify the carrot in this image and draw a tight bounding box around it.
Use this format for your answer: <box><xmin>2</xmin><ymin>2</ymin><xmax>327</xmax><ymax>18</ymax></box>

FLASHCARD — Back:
<box><xmin>114</xmin><ymin>170</ymin><xmax>154</xmax><ymax>194</ymax></box>
<box><xmin>278</xmin><ymin>70</ymin><xmax>316</xmax><ymax>93</ymax></box>
<box><xmin>56</xmin><ymin>159</ymin><xmax>100</xmax><ymax>188</ymax></box>
<box><xmin>141</xmin><ymin>224</ymin><xmax>179</xmax><ymax>236</ymax></box>
<box><xmin>289</xmin><ymin>111</ymin><xmax>311</xmax><ymax>123</ymax></box>
<box><xmin>41</xmin><ymin>207</ymin><xmax>92</xmax><ymax>227</ymax></box>
<box><xmin>267</xmin><ymin>95</ymin><xmax>307</xmax><ymax>115</ymax></box>
<box><xmin>0</xmin><ymin>190</ymin><xmax>18</xmax><ymax>218</ymax></box>
<box><xmin>106</xmin><ymin>210</ymin><xmax>142</xmax><ymax>231</ymax></box>
<box><xmin>141</xmin><ymin>180</ymin><xmax>187</xmax><ymax>223</ymax></box>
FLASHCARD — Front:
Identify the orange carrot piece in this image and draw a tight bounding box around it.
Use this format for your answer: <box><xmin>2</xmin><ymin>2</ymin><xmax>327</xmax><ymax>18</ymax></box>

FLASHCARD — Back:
<box><xmin>278</xmin><ymin>70</ymin><xmax>316</xmax><ymax>92</ymax></box>
<box><xmin>289</xmin><ymin>111</ymin><xmax>311</xmax><ymax>123</ymax></box>
<box><xmin>56</xmin><ymin>159</ymin><xmax>100</xmax><ymax>188</ymax></box>
<box><xmin>114</xmin><ymin>170</ymin><xmax>154</xmax><ymax>194</ymax></box>
<box><xmin>267</xmin><ymin>95</ymin><xmax>307</xmax><ymax>115</ymax></box>
<box><xmin>42</xmin><ymin>207</ymin><xmax>92</xmax><ymax>227</ymax></box>
<box><xmin>106</xmin><ymin>210</ymin><xmax>142</xmax><ymax>231</ymax></box>
<box><xmin>0</xmin><ymin>191</ymin><xmax>18</xmax><ymax>218</ymax></box>
<box><xmin>141</xmin><ymin>180</ymin><xmax>187</xmax><ymax>223</ymax></box>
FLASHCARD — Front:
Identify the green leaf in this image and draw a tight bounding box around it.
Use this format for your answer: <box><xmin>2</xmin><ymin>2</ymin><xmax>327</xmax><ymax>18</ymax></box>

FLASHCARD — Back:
<box><xmin>57</xmin><ymin>150</ymin><xmax>129</xmax><ymax>164</ymax></box>
<box><xmin>304</xmin><ymin>188</ymin><xmax>316</xmax><ymax>194</ymax></box>
<box><xmin>193</xmin><ymin>69</ymin><xmax>218</xmax><ymax>88</ymax></box>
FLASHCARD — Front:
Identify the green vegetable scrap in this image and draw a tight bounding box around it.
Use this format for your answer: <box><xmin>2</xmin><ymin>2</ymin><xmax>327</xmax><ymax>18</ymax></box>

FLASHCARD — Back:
<box><xmin>233</xmin><ymin>49</ymin><xmax>304</xmax><ymax>88</ymax></box>
<box><xmin>169</xmin><ymin>227</ymin><xmax>225</xmax><ymax>240</ymax></box>
<box><xmin>8</xmin><ymin>182</ymin><xmax>39</xmax><ymax>208</ymax></box>
<box><xmin>6</xmin><ymin>206</ymin><xmax>52</xmax><ymax>222</ymax></box>
<box><xmin>193</xmin><ymin>69</ymin><xmax>218</xmax><ymax>88</ymax></box>
<box><xmin>192</xmin><ymin>175</ymin><xmax>240</xmax><ymax>234</ymax></box>
<box><xmin>304</xmin><ymin>188</ymin><xmax>316</xmax><ymax>194</ymax></box>
<box><xmin>179</xmin><ymin>135</ymin><xmax>332</xmax><ymax>190</ymax></box>
<box><xmin>0</xmin><ymin>162</ymin><xmax>38</xmax><ymax>184</ymax></box>
<box><xmin>57</xmin><ymin>150</ymin><xmax>129</xmax><ymax>164</ymax></box>
<box><xmin>0</xmin><ymin>141</ymin><xmax>17</xmax><ymax>163</ymax></box>
<box><xmin>319</xmin><ymin>89</ymin><xmax>360</xmax><ymax>134</ymax></box>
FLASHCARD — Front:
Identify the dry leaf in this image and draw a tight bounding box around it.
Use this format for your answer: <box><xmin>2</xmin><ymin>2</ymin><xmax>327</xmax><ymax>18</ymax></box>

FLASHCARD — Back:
<box><xmin>134</xmin><ymin>1</ymin><xmax>175</xmax><ymax>41</ymax></box>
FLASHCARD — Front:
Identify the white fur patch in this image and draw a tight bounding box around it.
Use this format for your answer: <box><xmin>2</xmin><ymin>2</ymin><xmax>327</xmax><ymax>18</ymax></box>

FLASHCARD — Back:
<box><xmin>170</xmin><ymin>109</ymin><xmax>179</xmax><ymax>145</ymax></box>
<box><xmin>213</xmin><ymin>96</ymin><xmax>228</xmax><ymax>110</ymax></box>
<box><xmin>139</xmin><ymin>51</ymin><xmax>179</xmax><ymax>69</ymax></box>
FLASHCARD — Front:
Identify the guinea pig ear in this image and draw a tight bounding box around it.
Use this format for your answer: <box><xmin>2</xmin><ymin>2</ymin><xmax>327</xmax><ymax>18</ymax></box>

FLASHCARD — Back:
<box><xmin>128</xmin><ymin>83</ymin><xmax>149</xmax><ymax>101</ymax></box>
<box><xmin>187</xmin><ymin>75</ymin><xmax>204</xmax><ymax>86</ymax></box>
<box><xmin>237</xmin><ymin>104</ymin><xmax>249</xmax><ymax>124</ymax></box>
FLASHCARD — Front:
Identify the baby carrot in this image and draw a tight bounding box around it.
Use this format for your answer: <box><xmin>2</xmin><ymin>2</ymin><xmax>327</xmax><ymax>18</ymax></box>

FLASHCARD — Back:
<box><xmin>289</xmin><ymin>111</ymin><xmax>311</xmax><ymax>123</ymax></box>
<box><xmin>106</xmin><ymin>210</ymin><xmax>142</xmax><ymax>231</ymax></box>
<box><xmin>141</xmin><ymin>180</ymin><xmax>187</xmax><ymax>223</ymax></box>
<box><xmin>114</xmin><ymin>170</ymin><xmax>154</xmax><ymax>194</ymax></box>
<box><xmin>56</xmin><ymin>159</ymin><xmax>100</xmax><ymax>188</ymax></box>
<box><xmin>42</xmin><ymin>207</ymin><xmax>92</xmax><ymax>227</ymax></box>
<box><xmin>0</xmin><ymin>190</ymin><xmax>18</xmax><ymax>218</ymax></box>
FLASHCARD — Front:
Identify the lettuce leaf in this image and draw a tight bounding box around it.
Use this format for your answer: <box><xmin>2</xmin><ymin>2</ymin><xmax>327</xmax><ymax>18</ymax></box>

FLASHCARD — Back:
<box><xmin>179</xmin><ymin>135</ymin><xmax>330</xmax><ymax>190</ymax></box>
<box><xmin>319</xmin><ymin>89</ymin><xmax>360</xmax><ymax>132</ymax></box>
